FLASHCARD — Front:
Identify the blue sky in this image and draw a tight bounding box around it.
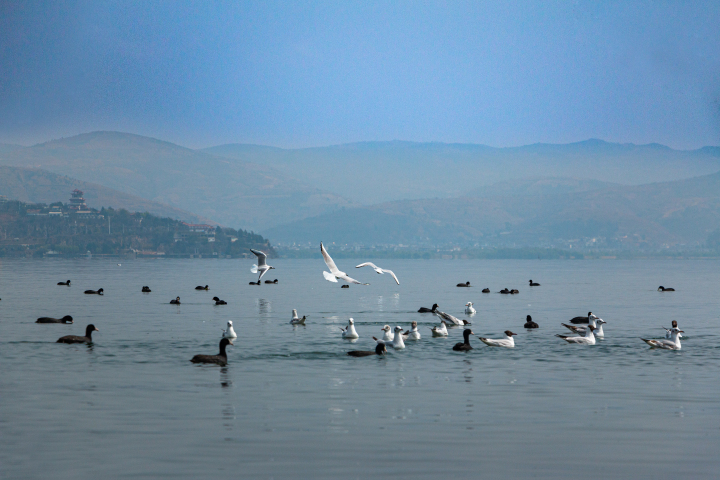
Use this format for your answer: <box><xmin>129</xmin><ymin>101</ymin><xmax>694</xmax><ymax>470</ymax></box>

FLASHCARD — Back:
<box><xmin>1</xmin><ymin>1</ymin><xmax>719</xmax><ymax>149</ymax></box>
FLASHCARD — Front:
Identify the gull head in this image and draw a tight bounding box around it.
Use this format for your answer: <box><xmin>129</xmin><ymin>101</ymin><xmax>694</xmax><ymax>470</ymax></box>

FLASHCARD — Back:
<box><xmin>504</xmin><ymin>330</ymin><xmax>517</xmax><ymax>337</ymax></box>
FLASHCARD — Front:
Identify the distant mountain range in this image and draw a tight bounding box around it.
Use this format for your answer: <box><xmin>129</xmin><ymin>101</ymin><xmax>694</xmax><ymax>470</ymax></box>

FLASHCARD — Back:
<box><xmin>0</xmin><ymin>132</ymin><xmax>352</xmax><ymax>231</ymax></box>
<box><xmin>263</xmin><ymin>172</ymin><xmax>720</xmax><ymax>249</ymax></box>
<box><xmin>204</xmin><ymin>139</ymin><xmax>720</xmax><ymax>205</ymax></box>
<box><xmin>0</xmin><ymin>165</ymin><xmax>212</xmax><ymax>224</ymax></box>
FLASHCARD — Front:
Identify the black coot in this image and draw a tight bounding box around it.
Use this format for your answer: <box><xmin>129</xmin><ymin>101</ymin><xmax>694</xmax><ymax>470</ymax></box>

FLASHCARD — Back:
<box><xmin>456</xmin><ymin>281</ymin><xmax>471</xmax><ymax>287</ymax></box>
<box><xmin>57</xmin><ymin>324</ymin><xmax>98</xmax><ymax>344</ymax></box>
<box><xmin>212</xmin><ymin>296</ymin><xmax>227</xmax><ymax>305</ymax></box>
<box><xmin>191</xmin><ymin>338</ymin><xmax>233</xmax><ymax>366</ymax></box>
<box><xmin>170</xmin><ymin>296</ymin><xmax>181</xmax><ymax>304</ymax></box>
<box><xmin>37</xmin><ymin>315</ymin><xmax>73</xmax><ymax>324</ymax></box>
<box><xmin>418</xmin><ymin>303</ymin><xmax>438</xmax><ymax>313</ymax></box>
<box><xmin>142</xmin><ymin>286</ymin><xmax>151</xmax><ymax>292</ymax></box>
<box><xmin>524</xmin><ymin>315</ymin><xmax>538</xmax><ymax>328</ymax></box>
<box><xmin>347</xmin><ymin>343</ymin><xmax>387</xmax><ymax>357</ymax></box>
<box><xmin>453</xmin><ymin>329</ymin><xmax>475</xmax><ymax>351</ymax></box>
<box><xmin>84</xmin><ymin>288</ymin><xmax>103</xmax><ymax>295</ymax></box>
<box><xmin>57</xmin><ymin>280</ymin><xmax>71</xmax><ymax>286</ymax></box>
<box><xmin>195</xmin><ymin>285</ymin><xmax>209</xmax><ymax>290</ymax></box>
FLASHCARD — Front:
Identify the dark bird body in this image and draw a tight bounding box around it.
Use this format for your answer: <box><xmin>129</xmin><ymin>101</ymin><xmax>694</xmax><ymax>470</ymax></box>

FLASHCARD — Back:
<box><xmin>170</xmin><ymin>296</ymin><xmax>181</xmax><ymax>304</ymax></box>
<box><xmin>524</xmin><ymin>315</ymin><xmax>538</xmax><ymax>328</ymax></box>
<box><xmin>457</xmin><ymin>281</ymin><xmax>471</xmax><ymax>287</ymax></box>
<box><xmin>57</xmin><ymin>324</ymin><xmax>98</xmax><ymax>344</ymax></box>
<box><xmin>529</xmin><ymin>280</ymin><xmax>540</xmax><ymax>286</ymax></box>
<box><xmin>264</xmin><ymin>279</ymin><xmax>278</xmax><ymax>284</ymax></box>
<box><xmin>453</xmin><ymin>329</ymin><xmax>475</xmax><ymax>351</ymax></box>
<box><xmin>212</xmin><ymin>296</ymin><xmax>227</xmax><ymax>305</ymax></box>
<box><xmin>418</xmin><ymin>303</ymin><xmax>438</xmax><ymax>313</ymax></box>
<box><xmin>658</xmin><ymin>286</ymin><xmax>675</xmax><ymax>291</ymax></box>
<box><xmin>142</xmin><ymin>286</ymin><xmax>151</xmax><ymax>292</ymax></box>
<box><xmin>482</xmin><ymin>288</ymin><xmax>490</xmax><ymax>293</ymax></box>
<box><xmin>570</xmin><ymin>311</ymin><xmax>594</xmax><ymax>324</ymax></box>
<box><xmin>84</xmin><ymin>288</ymin><xmax>103</xmax><ymax>295</ymax></box>
<box><xmin>57</xmin><ymin>280</ymin><xmax>70</xmax><ymax>286</ymax></box>
<box><xmin>195</xmin><ymin>285</ymin><xmax>209</xmax><ymax>290</ymax></box>
<box><xmin>37</xmin><ymin>315</ymin><xmax>73</xmax><ymax>324</ymax></box>
<box><xmin>341</xmin><ymin>285</ymin><xmax>349</xmax><ymax>288</ymax></box>
<box><xmin>191</xmin><ymin>338</ymin><xmax>232</xmax><ymax>366</ymax></box>
<box><xmin>347</xmin><ymin>343</ymin><xmax>387</xmax><ymax>357</ymax></box>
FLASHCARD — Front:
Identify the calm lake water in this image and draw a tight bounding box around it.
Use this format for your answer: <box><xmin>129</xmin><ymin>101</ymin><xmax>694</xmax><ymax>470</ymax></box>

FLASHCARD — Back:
<box><xmin>1</xmin><ymin>257</ymin><xmax>719</xmax><ymax>479</ymax></box>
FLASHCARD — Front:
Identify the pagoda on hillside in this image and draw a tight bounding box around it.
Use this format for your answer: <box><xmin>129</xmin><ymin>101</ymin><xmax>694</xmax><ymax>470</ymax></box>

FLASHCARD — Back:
<box><xmin>69</xmin><ymin>189</ymin><xmax>87</xmax><ymax>210</ymax></box>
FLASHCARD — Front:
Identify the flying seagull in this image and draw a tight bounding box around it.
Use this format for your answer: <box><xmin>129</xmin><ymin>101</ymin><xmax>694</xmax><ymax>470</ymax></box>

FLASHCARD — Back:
<box><xmin>250</xmin><ymin>249</ymin><xmax>274</xmax><ymax>283</ymax></box>
<box><xmin>355</xmin><ymin>262</ymin><xmax>399</xmax><ymax>285</ymax></box>
<box><xmin>320</xmin><ymin>243</ymin><xmax>368</xmax><ymax>285</ymax></box>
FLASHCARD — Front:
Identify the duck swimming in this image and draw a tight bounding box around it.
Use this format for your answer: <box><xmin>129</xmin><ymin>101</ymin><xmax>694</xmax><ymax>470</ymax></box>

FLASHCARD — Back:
<box><xmin>191</xmin><ymin>338</ymin><xmax>233</xmax><ymax>366</ymax></box>
<box><xmin>499</xmin><ymin>288</ymin><xmax>510</xmax><ymax>294</ymax></box>
<box><xmin>212</xmin><ymin>296</ymin><xmax>227</xmax><ymax>305</ymax></box>
<box><xmin>195</xmin><ymin>285</ymin><xmax>209</xmax><ymax>290</ymax></box>
<box><xmin>57</xmin><ymin>280</ymin><xmax>70</xmax><ymax>286</ymax></box>
<box><xmin>84</xmin><ymin>288</ymin><xmax>103</xmax><ymax>295</ymax></box>
<box><xmin>524</xmin><ymin>315</ymin><xmax>538</xmax><ymax>328</ymax></box>
<box><xmin>57</xmin><ymin>324</ymin><xmax>98</xmax><ymax>344</ymax></box>
<box><xmin>221</xmin><ymin>321</ymin><xmax>237</xmax><ymax>339</ymax></box>
<box><xmin>510</xmin><ymin>289</ymin><xmax>519</xmax><ymax>294</ymax></box>
<box><xmin>264</xmin><ymin>279</ymin><xmax>279</xmax><ymax>284</ymax></box>
<box><xmin>37</xmin><ymin>315</ymin><xmax>73</xmax><ymax>324</ymax></box>
<box><xmin>452</xmin><ymin>329</ymin><xmax>475</xmax><ymax>351</ymax></box>
<box><xmin>478</xmin><ymin>330</ymin><xmax>517</xmax><ymax>348</ymax></box>
<box><xmin>347</xmin><ymin>343</ymin><xmax>387</xmax><ymax>357</ymax></box>
<box><xmin>429</xmin><ymin>321</ymin><xmax>449</xmax><ymax>337</ymax></box>
<box><xmin>340</xmin><ymin>318</ymin><xmax>359</xmax><ymax>339</ymax></box>
<box><xmin>658</xmin><ymin>286</ymin><xmax>675</xmax><ymax>291</ymax></box>
<box><xmin>457</xmin><ymin>281</ymin><xmax>471</xmax><ymax>287</ymax></box>
<box><xmin>482</xmin><ymin>288</ymin><xmax>490</xmax><ymax>293</ymax></box>
<box><xmin>529</xmin><ymin>280</ymin><xmax>540</xmax><ymax>286</ymax></box>
<box><xmin>418</xmin><ymin>303</ymin><xmax>438</xmax><ymax>313</ymax></box>
<box><xmin>340</xmin><ymin>284</ymin><xmax>350</xmax><ymax>288</ymax></box>
<box><xmin>170</xmin><ymin>296</ymin><xmax>181</xmax><ymax>304</ymax></box>
<box><xmin>249</xmin><ymin>281</ymin><xmax>260</xmax><ymax>285</ymax></box>
<box><xmin>142</xmin><ymin>286</ymin><xmax>151</xmax><ymax>292</ymax></box>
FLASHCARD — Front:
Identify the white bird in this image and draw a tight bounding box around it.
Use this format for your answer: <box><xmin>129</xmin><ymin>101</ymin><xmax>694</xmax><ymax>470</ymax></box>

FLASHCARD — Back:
<box><xmin>402</xmin><ymin>321</ymin><xmax>421</xmax><ymax>340</ymax></box>
<box><xmin>434</xmin><ymin>309</ymin><xmax>471</xmax><ymax>326</ymax></box>
<box><xmin>429</xmin><ymin>321</ymin><xmax>449</xmax><ymax>337</ymax></box>
<box><xmin>465</xmin><ymin>302</ymin><xmax>476</xmax><ymax>315</ymax></box>
<box><xmin>290</xmin><ymin>309</ymin><xmax>306</xmax><ymax>325</ymax></box>
<box><xmin>221</xmin><ymin>321</ymin><xmax>237</xmax><ymax>339</ymax></box>
<box><xmin>250</xmin><ymin>249</ymin><xmax>275</xmax><ymax>283</ymax></box>
<box><xmin>478</xmin><ymin>330</ymin><xmax>516</xmax><ymax>348</ymax></box>
<box><xmin>340</xmin><ymin>318</ymin><xmax>359</xmax><ymax>339</ymax></box>
<box><xmin>373</xmin><ymin>326</ymin><xmax>405</xmax><ymax>349</ymax></box>
<box><xmin>642</xmin><ymin>328</ymin><xmax>683</xmax><ymax>350</ymax></box>
<box><xmin>562</xmin><ymin>319</ymin><xmax>606</xmax><ymax>338</ymax></box>
<box><xmin>320</xmin><ymin>243</ymin><xmax>368</xmax><ymax>285</ymax></box>
<box><xmin>355</xmin><ymin>262</ymin><xmax>399</xmax><ymax>285</ymax></box>
<box><xmin>663</xmin><ymin>320</ymin><xmax>679</xmax><ymax>339</ymax></box>
<box><xmin>379</xmin><ymin>325</ymin><xmax>394</xmax><ymax>342</ymax></box>
<box><xmin>556</xmin><ymin>325</ymin><xmax>596</xmax><ymax>345</ymax></box>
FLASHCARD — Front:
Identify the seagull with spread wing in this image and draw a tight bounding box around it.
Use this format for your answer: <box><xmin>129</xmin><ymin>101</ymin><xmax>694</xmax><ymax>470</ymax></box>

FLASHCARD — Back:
<box><xmin>355</xmin><ymin>262</ymin><xmax>399</xmax><ymax>285</ymax></box>
<box><xmin>250</xmin><ymin>249</ymin><xmax>275</xmax><ymax>283</ymax></box>
<box><xmin>320</xmin><ymin>242</ymin><xmax>368</xmax><ymax>285</ymax></box>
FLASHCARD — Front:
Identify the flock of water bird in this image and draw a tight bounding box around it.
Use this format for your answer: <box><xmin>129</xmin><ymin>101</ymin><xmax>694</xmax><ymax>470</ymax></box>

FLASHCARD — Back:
<box><xmin>35</xmin><ymin>242</ymin><xmax>684</xmax><ymax>366</ymax></box>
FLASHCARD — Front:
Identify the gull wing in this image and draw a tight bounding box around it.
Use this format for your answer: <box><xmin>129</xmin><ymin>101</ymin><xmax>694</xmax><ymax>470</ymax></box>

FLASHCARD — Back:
<box><xmin>337</xmin><ymin>272</ymin><xmax>368</xmax><ymax>285</ymax></box>
<box><xmin>355</xmin><ymin>262</ymin><xmax>378</xmax><ymax>269</ymax></box>
<box><xmin>250</xmin><ymin>249</ymin><xmax>267</xmax><ymax>267</ymax></box>
<box><xmin>323</xmin><ymin>271</ymin><xmax>339</xmax><ymax>282</ymax></box>
<box><xmin>320</xmin><ymin>243</ymin><xmax>340</xmax><ymax>274</ymax></box>
<box><xmin>382</xmin><ymin>268</ymin><xmax>400</xmax><ymax>285</ymax></box>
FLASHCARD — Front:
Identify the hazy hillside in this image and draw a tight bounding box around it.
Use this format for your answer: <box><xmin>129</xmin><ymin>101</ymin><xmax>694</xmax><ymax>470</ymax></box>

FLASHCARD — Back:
<box><xmin>0</xmin><ymin>166</ymin><xmax>212</xmax><ymax>224</ymax></box>
<box><xmin>0</xmin><ymin>143</ymin><xmax>24</xmax><ymax>154</ymax></box>
<box><xmin>203</xmin><ymin>140</ymin><xmax>720</xmax><ymax>205</ymax></box>
<box><xmin>263</xmin><ymin>172</ymin><xmax>720</xmax><ymax>249</ymax></box>
<box><xmin>0</xmin><ymin>132</ymin><xmax>352</xmax><ymax>231</ymax></box>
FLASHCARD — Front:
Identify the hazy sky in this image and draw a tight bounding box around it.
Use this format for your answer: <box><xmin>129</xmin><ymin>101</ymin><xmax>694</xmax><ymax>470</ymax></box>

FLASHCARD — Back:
<box><xmin>1</xmin><ymin>1</ymin><xmax>719</xmax><ymax>149</ymax></box>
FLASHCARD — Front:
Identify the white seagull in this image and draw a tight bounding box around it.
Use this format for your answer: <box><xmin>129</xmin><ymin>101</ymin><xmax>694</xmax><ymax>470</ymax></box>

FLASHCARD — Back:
<box><xmin>642</xmin><ymin>327</ymin><xmax>683</xmax><ymax>350</ymax></box>
<box><xmin>250</xmin><ymin>249</ymin><xmax>274</xmax><ymax>283</ymax></box>
<box><xmin>478</xmin><ymin>330</ymin><xmax>517</xmax><ymax>348</ymax></box>
<box><xmin>379</xmin><ymin>325</ymin><xmax>395</xmax><ymax>342</ymax></box>
<box><xmin>355</xmin><ymin>262</ymin><xmax>399</xmax><ymax>285</ymax></box>
<box><xmin>562</xmin><ymin>319</ymin><xmax>606</xmax><ymax>338</ymax></box>
<box><xmin>221</xmin><ymin>321</ymin><xmax>237</xmax><ymax>339</ymax></box>
<box><xmin>663</xmin><ymin>320</ymin><xmax>679</xmax><ymax>339</ymax></box>
<box><xmin>429</xmin><ymin>321</ymin><xmax>449</xmax><ymax>337</ymax></box>
<box><xmin>290</xmin><ymin>309</ymin><xmax>306</xmax><ymax>325</ymax></box>
<box><xmin>434</xmin><ymin>309</ymin><xmax>471</xmax><ymax>326</ymax></box>
<box><xmin>465</xmin><ymin>302</ymin><xmax>476</xmax><ymax>315</ymax></box>
<box><xmin>373</xmin><ymin>326</ymin><xmax>405</xmax><ymax>349</ymax></box>
<box><xmin>556</xmin><ymin>325</ymin><xmax>596</xmax><ymax>345</ymax></box>
<box><xmin>340</xmin><ymin>318</ymin><xmax>359</xmax><ymax>339</ymax></box>
<box><xmin>320</xmin><ymin>243</ymin><xmax>368</xmax><ymax>285</ymax></box>
<box><xmin>402</xmin><ymin>321</ymin><xmax>421</xmax><ymax>340</ymax></box>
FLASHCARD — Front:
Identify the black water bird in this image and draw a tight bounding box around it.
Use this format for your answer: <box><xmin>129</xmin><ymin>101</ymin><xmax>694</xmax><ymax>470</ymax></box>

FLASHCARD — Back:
<box><xmin>482</xmin><ymin>288</ymin><xmax>490</xmax><ymax>293</ymax></box>
<box><xmin>212</xmin><ymin>296</ymin><xmax>227</xmax><ymax>305</ymax></box>
<box><xmin>37</xmin><ymin>315</ymin><xmax>74</xmax><ymax>324</ymax></box>
<box><xmin>529</xmin><ymin>280</ymin><xmax>540</xmax><ymax>286</ymax></box>
<box><xmin>190</xmin><ymin>338</ymin><xmax>232</xmax><ymax>366</ymax></box>
<box><xmin>510</xmin><ymin>289</ymin><xmax>519</xmax><ymax>294</ymax></box>
<box><xmin>249</xmin><ymin>281</ymin><xmax>260</xmax><ymax>285</ymax></box>
<box><xmin>499</xmin><ymin>288</ymin><xmax>510</xmax><ymax>294</ymax></box>
<box><xmin>57</xmin><ymin>324</ymin><xmax>98</xmax><ymax>344</ymax></box>
<box><xmin>418</xmin><ymin>303</ymin><xmax>438</xmax><ymax>313</ymax></box>
<box><xmin>142</xmin><ymin>286</ymin><xmax>151</xmax><ymax>292</ymax></box>
<box><xmin>264</xmin><ymin>279</ymin><xmax>278</xmax><ymax>284</ymax></box>
<box><xmin>569</xmin><ymin>311</ymin><xmax>596</xmax><ymax>324</ymax></box>
<box><xmin>170</xmin><ymin>296</ymin><xmax>181</xmax><ymax>304</ymax></box>
<box><xmin>84</xmin><ymin>288</ymin><xmax>103</xmax><ymax>295</ymax></box>
<box><xmin>195</xmin><ymin>285</ymin><xmax>209</xmax><ymax>290</ymax></box>
<box><xmin>457</xmin><ymin>281</ymin><xmax>471</xmax><ymax>287</ymax></box>
<box><xmin>452</xmin><ymin>329</ymin><xmax>475</xmax><ymax>351</ymax></box>
<box><xmin>57</xmin><ymin>280</ymin><xmax>70</xmax><ymax>286</ymax></box>
<box><xmin>341</xmin><ymin>285</ymin><xmax>350</xmax><ymax>288</ymax></box>
<box><xmin>524</xmin><ymin>315</ymin><xmax>538</xmax><ymax>329</ymax></box>
<box><xmin>658</xmin><ymin>286</ymin><xmax>675</xmax><ymax>291</ymax></box>
<box><xmin>347</xmin><ymin>343</ymin><xmax>387</xmax><ymax>357</ymax></box>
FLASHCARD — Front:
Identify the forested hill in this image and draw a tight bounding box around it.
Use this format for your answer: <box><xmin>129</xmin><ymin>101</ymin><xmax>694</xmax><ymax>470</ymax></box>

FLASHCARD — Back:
<box><xmin>0</xmin><ymin>199</ymin><xmax>274</xmax><ymax>258</ymax></box>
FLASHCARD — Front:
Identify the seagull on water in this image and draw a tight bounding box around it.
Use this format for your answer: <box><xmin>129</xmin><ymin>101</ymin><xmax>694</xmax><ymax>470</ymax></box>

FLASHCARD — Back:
<box><xmin>379</xmin><ymin>325</ymin><xmax>395</xmax><ymax>342</ymax></box>
<box><xmin>402</xmin><ymin>321</ymin><xmax>421</xmax><ymax>340</ymax></box>
<box><xmin>429</xmin><ymin>321</ymin><xmax>449</xmax><ymax>337</ymax></box>
<box><xmin>221</xmin><ymin>321</ymin><xmax>237</xmax><ymax>339</ymax></box>
<box><xmin>320</xmin><ymin>243</ymin><xmax>368</xmax><ymax>285</ymax></box>
<box><xmin>355</xmin><ymin>262</ymin><xmax>399</xmax><ymax>285</ymax></box>
<box><xmin>434</xmin><ymin>308</ymin><xmax>471</xmax><ymax>326</ymax></box>
<box><xmin>373</xmin><ymin>326</ymin><xmax>405</xmax><ymax>349</ymax></box>
<box><xmin>290</xmin><ymin>309</ymin><xmax>306</xmax><ymax>325</ymax></box>
<box><xmin>663</xmin><ymin>320</ymin><xmax>679</xmax><ymax>339</ymax></box>
<box><xmin>465</xmin><ymin>302</ymin><xmax>476</xmax><ymax>315</ymax></box>
<box><xmin>250</xmin><ymin>249</ymin><xmax>275</xmax><ymax>283</ymax></box>
<box><xmin>562</xmin><ymin>319</ymin><xmax>606</xmax><ymax>338</ymax></box>
<box><xmin>478</xmin><ymin>330</ymin><xmax>517</xmax><ymax>348</ymax></box>
<box><xmin>642</xmin><ymin>327</ymin><xmax>683</xmax><ymax>350</ymax></box>
<box><xmin>341</xmin><ymin>318</ymin><xmax>359</xmax><ymax>339</ymax></box>
<box><xmin>556</xmin><ymin>325</ymin><xmax>596</xmax><ymax>345</ymax></box>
